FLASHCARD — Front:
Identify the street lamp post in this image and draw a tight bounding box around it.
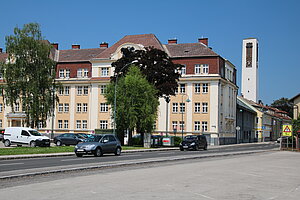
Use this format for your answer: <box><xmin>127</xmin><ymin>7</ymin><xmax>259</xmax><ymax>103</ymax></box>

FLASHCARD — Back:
<box><xmin>181</xmin><ymin>94</ymin><xmax>190</xmax><ymax>140</ymax></box>
<box><xmin>113</xmin><ymin>62</ymin><xmax>136</xmax><ymax>136</ymax></box>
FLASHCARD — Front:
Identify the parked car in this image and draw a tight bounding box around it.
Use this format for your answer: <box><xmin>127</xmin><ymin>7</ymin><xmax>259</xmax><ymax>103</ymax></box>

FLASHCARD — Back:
<box><xmin>74</xmin><ymin>134</ymin><xmax>122</xmax><ymax>157</ymax></box>
<box><xmin>179</xmin><ymin>135</ymin><xmax>208</xmax><ymax>151</ymax></box>
<box><xmin>3</xmin><ymin>127</ymin><xmax>50</xmax><ymax>147</ymax></box>
<box><xmin>54</xmin><ymin>133</ymin><xmax>87</xmax><ymax>146</ymax></box>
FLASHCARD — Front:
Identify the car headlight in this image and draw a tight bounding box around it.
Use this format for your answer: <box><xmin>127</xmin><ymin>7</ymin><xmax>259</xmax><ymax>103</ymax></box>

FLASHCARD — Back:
<box><xmin>190</xmin><ymin>142</ymin><xmax>195</xmax><ymax>146</ymax></box>
<box><xmin>75</xmin><ymin>145</ymin><xmax>78</xmax><ymax>149</ymax></box>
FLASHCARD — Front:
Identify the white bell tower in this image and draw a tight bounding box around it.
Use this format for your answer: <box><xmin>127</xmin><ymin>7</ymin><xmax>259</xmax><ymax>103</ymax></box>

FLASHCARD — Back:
<box><xmin>241</xmin><ymin>38</ymin><xmax>259</xmax><ymax>102</ymax></box>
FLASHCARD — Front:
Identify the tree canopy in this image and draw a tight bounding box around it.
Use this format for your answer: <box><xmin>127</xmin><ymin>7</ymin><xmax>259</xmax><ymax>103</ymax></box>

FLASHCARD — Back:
<box><xmin>111</xmin><ymin>46</ymin><xmax>182</xmax><ymax>98</ymax></box>
<box><xmin>0</xmin><ymin>23</ymin><xmax>59</xmax><ymax>128</ymax></box>
<box><xmin>271</xmin><ymin>97</ymin><xmax>293</xmax><ymax>118</ymax></box>
<box><xmin>105</xmin><ymin>65</ymin><xmax>159</xmax><ymax>145</ymax></box>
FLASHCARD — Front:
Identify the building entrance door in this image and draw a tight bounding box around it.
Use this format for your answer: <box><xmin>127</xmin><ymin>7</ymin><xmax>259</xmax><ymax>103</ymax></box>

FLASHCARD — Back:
<box><xmin>12</xmin><ymin>120</ymin><xmax>21</xmax><ymax>127</ymax></box>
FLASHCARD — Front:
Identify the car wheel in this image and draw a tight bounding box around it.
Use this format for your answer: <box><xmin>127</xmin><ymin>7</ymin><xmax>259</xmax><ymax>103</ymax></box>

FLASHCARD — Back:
<box><xmin>180</xmin><ymin>147</ymin><xmax>184</xmax><ymax>151</ymax></box>
<box><xmin>4</xmin><ymin>139</ymin><xmax>11</xmax><ymax>147</ymax></box>
<box><xmin>56</xmin><ymin>140</ymin><xmax>62</xmax><ymax>146</ymax></box>
<box><xmin>76</xmin><ymin>153</ymin><xmax>83</xmax><ymax>157</ymax></box>
<box><xmin>115</xmin><ymin>147</ymin><xmax>121</xmax><ymax>156</ymax></box>
<box><xmin>94</xmin><ymin>148</ymin><xmax>102</xmax><ymax>157</ymax></box>
<box><xmin>30</xmin><ymin>141</ymin><xmax>36</xmax><ymax>147</ymax></box>
<box><xmin>194</xmin><ymin>145</ymin><xmax>199</xmax><ymax>151</ymax></box>
<box><xmin>203</xmin><ymin>145</ymin><xmax>207</xmax><ymax>150</ymax></box>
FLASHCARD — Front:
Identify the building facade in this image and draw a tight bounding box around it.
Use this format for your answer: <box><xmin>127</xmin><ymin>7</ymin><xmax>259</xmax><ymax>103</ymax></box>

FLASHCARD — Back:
<box><xmin>0</xmin><ymin>34</ymin><xmax>238</xmax><ymax>145</ymax></box>
<box><xmin>290</xmin><ymin>93</ymin><xmax>300</xmax><ymax>119</ymax></box>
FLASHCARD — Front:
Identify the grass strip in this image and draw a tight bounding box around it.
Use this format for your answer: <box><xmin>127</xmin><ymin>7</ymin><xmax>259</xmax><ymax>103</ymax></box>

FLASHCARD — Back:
<box><xmin>0</xmin><ymin>146</ymin><xmax>149</xmax><ymax>156</ymax></box>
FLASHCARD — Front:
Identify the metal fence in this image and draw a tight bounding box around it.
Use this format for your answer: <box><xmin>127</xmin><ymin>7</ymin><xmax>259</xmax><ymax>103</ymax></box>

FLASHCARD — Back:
<box><xmin>280</xmin><ymin>136</ymin><xmax>300</xmax><ymax>151</ymax></box>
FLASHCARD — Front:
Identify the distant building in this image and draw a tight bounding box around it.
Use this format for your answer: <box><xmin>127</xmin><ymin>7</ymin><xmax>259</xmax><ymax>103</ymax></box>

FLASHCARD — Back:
<box><xmin>241</xmin><ymin>38</ymin><xmax>259</xmax><ymax>103</ymax></box>
<box><xmin>290</xmin><ymin>93</ymin><xmax>300</xmax><ymax>119</ymax></box>
<box><xmin>238</xmin><ymin>96</ymin><xmax>291</xmax><ymax>141</ymax></box>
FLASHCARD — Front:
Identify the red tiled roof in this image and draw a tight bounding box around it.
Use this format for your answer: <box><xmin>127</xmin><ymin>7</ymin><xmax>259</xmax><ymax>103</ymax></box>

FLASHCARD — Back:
<box><xmin>0</xmin><ymin>53</ymin><xmax>8</xmax><ymax>62</ymax></box>
<box><xmin>164</xmin><ymin>43</ymin><xmax>219</xmax><ymax>58</ymax></box>
<box><xmin>94</xmin><ymin>34</ymin><xmax>164</xmax><ymax>59</ymax></box>
<box><xmin>58</xmin><ymin>48</ymin><xmax>106</xmax><ymax>62</ymax></box>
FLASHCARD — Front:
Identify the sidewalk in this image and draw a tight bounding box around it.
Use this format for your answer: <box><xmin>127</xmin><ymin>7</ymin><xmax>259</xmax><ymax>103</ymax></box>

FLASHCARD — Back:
<box><xmin>0</xmin><ymin>142</ymin><xmax>277</xmax><ymax>160</ymax></box>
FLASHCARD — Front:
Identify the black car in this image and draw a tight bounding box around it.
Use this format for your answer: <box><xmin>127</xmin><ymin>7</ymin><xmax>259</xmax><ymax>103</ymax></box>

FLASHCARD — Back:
<box><xmin>54</xmin><ymin>133</ymin><xmax>87</xmax><ymax>146</ymax></box>
<box><xmin>74</xmin><ymin>134</ymin><xmax>122</xmax><ymax>157</ymax></box>
<box><xmin>180</xmin><ymin>135</ymin><xmax>208</xmax><ymax>151</ymax></box>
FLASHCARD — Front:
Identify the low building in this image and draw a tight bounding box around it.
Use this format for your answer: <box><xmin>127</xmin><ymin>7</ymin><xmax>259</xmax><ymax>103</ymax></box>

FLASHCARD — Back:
<box><xmin>290</xmin><ymin>93</ymin><xmax>300</xmax><ymax>119</ymax></box>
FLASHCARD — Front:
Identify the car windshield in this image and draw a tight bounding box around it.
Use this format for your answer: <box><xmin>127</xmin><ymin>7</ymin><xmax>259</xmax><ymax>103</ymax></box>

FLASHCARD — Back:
<box><xmin>28</xmin><ymin>130</ymin><xmax>43</xmax><ymax>136</ymax></box>
<box><xmin>86</xmin><ymin>135</ymin><xmax>102</xmax><ymax>142</ymax></box>
<box><xmin>184</xmin><ymin>136</ymin><xmax>197</xmax><ymax>140</ymax></box>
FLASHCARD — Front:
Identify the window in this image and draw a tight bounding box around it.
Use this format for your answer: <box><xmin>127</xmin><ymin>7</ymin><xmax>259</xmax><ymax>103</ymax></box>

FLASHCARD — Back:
<box><xmin>180</xmin><ymin>84</ymin><xmax>185</xmax><ymax>94</ymax></box>
<box><xmin>83</xmin><ymin>86</ymin><xmax>89</xmax><ymax>95</ymax></box>
<box><xmin>194</xmin><ymin>121</ymin><xmax>201</xmax><ymax>131</ymax></box>
<box><xmin>174</xmin><ymin>86</ymin><xmax>178</xmax><ymax>94</ymax></box>
<box><xmin>64</xmin><ymin>103</ymin><xmax>69</xmax><ymax>112</ymax></box>
<box><xmin>77</xmin><ymin>103</ymin><xmax>82</xmax><ymax>112</ymax></box>
<box><xmin>202</xmin><ymin>64</ymin><xmax>209</xmax><ymax>74</ymax></box>
<box><xmin>100</xmin><ymin>103</ymin><xmax>108</xmax><ymax>112</ymax></box>
<box><xmin>77</xmin><ymin>86</ymin><xmax>82</xmax><ymax>95</ymax></box>
<box><xmin>180</xmin><ymin>103</ymin><xmax>185</xmax><ymax>113</ymax></box>
<box><xmin>202</xmin><ymin>121</ymin><xmax>208</xmax><ymax>131</ymax></box>
<box><xmin>65</xmin><ymin>86</ymin><xmax>70</xmax><ymax>95</ymax></box>
<box><xmin>84</xmin><ymin>69</ymin><xmax>89</xmax><ymax>77</ymax></box>
<box><xmin>83</xmin><ymin>103</ymin><xmax>88</xmax><ymax>112</ymax></box>
<box><xmin>58</xmin><ymin>120</ymin><xmax>63</xmax><ymax>129</ymax></box>
<box><xmin>64</xmin><ymin>120</ymin><xmax>69</xmax><ymax>129</ymax></box>
<box><xmin>66</xmin><ymin>69</ymin><xmax>70</xmax><ymax>78</ymax></box>
<box><xmin>194</xmin><ymin>83</ymin><xmax>201</xmax><ymax>93</ymax></box>
<box><xmin>59</xmin><ymin>69</ymin><xmax>65</xmax><ymax>78</ymax></box>
<box><xmin>202</xmin><ymin>102</ymin><xmax>208</xmax><ymax>113</ymax></box>
<box><xmin>100</xmin><ymin>120</ymin><xmax>108</xmax><ymax>129</ymax></box>
<box><xmin>0</xmin><ymin>103</ymin><xmax>2</xmax><ymax>112</ymax></box>
<box><xmin>77</xmin><ymin>69</ymin><xmax>83</xmax><ymax>78</ymax></box>
<box><xmin>202</xmin><ymin>83</ymin><xmax>208</xmax><ymax>93</ymax></box>
<box><xmin>0</xmin><ymin>119</ymin><xmax>2</xmax><ymax>128</ymax></box>
<box><xmin>172</xmin><ymin>103</ymin><xmax>178</xmax><ymax>113</ymax></box>
<box><xmin>195</xmin><ymin>64</ymin><xmax>201</xmax><ymax>74</ymax></box>
<box><xmin>59</xmin><ymin>87</ymin><xmax>64</xmax><ymax>95</ymax></box>
<box><xmin>181</xmin><ymin>65</ymin><xmax>186</xmax><ymax>75</ymax></box>
<box><xmin>172</xmin><ymin>121</ymin><xmax>178</xmax><ymax>130</ymax></box>
<box><xmin>58</xmin><ymin>103</ymin><xmax>63</xmax><ymax>112</ymax></box>
<box><xmin>101</xmin><ymin>67</ymin><xmax>109</xmax><ymax>77</ymax></box>
<box><xmin>82</xmin><ymin>120</ymin><xmax>87</xmax><ymax>129</ymax></box>
<box><xmin>194</xmin><ymin>102</ymin><xmax>201</xmax><ymax>113</ymax></box>
<box><xmin>15</xmin><ymin>103</ymin><xmax>19</xmax><ymax>112</ymax></box>
<box><xmin>179</xmin><ymin>121</ymin><xmax>185</xmax><ymax>130</ymax></box>
<box><xmin>100</xmin><ymin>85</ymin><xmax>107</xmax><ymax>94</ymax></box>
<box><xmin>76</xmin><ymin>120</ymin><xmax>81</xmax><ymax>129</ymax></box>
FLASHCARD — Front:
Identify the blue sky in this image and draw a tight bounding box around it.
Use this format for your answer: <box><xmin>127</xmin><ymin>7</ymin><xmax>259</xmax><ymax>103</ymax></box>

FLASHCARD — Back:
<box><xmin>0</xmin><ymin>0</ymin><xmax>299</xmax><ymax>104</ymax></box>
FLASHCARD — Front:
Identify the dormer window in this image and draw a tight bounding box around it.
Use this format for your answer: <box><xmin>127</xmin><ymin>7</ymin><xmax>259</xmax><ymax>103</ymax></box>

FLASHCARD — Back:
<box><xmin>59</xmin><ymin>69</ymin><xmax>65</xmax><ymax>78</ymax></box>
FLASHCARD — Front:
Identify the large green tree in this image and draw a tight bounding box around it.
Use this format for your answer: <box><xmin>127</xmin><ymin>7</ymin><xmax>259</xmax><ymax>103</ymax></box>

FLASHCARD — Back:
<box><xmin>111</xmin><ymin>46</ymin><xmax>182</xmax><ymax>98</ymax></box>
<box><xmin>105</xmin><ymin>66</ymin><xmax>159</xmax><ymax>145</ymax></box>
<box><xmin>0</xmin><ymin>23</ymin><xmax>59</xmax><ymax>128</ymax></box>
<box><xmin>271</xmin><ymin>97</ymin><xmax>293</xmax><ymax>118</ymax></box>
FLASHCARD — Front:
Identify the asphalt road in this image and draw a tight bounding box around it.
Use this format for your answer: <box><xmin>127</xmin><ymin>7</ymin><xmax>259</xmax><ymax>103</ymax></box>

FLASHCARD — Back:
<box><xmin>1</xmin><ymin>149</ymin><xmax>299</xmax><ymax>200</ymax></box>
<box><xmin>0</xmin><ymin>143</ymin><xmax>278</xmax><ymax>179</ymax></box>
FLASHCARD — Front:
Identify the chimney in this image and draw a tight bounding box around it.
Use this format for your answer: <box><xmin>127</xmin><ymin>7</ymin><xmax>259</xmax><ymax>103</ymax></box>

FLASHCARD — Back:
<box><xmin>52</xmin><ymin>43</ymin><xmax>58</xmax><ymax>50</ymax></box>
<box><xmin>100</xmin><ymin>42</ymin><xmax>108</xmax><ymax>48</ymax></box>
<box><xmin>168</xmin><ymin>38</ymin><xmax>177</xmax><ymax>44</ymax></box>
<box><xmin>198</xmin><ymin>38</ymin><xmax>208</xmax><ymax>46</ymax></box>
<box><xmin>72</xmin><ymin>44</ymin><xmax>80</xmax><ymax>49</ymax></box>
<box><xmin>0</xmin><ymin>48</ymin><xmax>2</xmax><ymax>53</ymax></box>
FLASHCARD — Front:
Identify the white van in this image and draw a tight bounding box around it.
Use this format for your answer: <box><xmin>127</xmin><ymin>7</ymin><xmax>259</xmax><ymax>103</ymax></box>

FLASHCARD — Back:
<box><xmin>3</xmin><ymin>127</ymin><xmax>50</xmax><ymax>147</ymax></box>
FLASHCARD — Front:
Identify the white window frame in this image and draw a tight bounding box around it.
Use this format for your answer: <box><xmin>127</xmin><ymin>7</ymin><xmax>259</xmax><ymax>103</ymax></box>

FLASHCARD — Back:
<box><xmin>58</xmin><ymin>103</ymin><xmax>63</xmax><ymax>112</ymax></box>
<box><xmin>65</xmin><ymin>86</ymin><xmax>70</xmax><ymax>95</ymax></box>
<box><xmin>59</xmin><ymin>69</ymin><xmax>65</xmax><ymax>78</ymax></box>
<box><xmin>100</xmin><ymin>120</ymin><xmax>108</xmax><ymax>129</ymax></box>
<box><xmin>100</xmin><ymin>103</ymin><xmax>108</xmax><ymax>112</ymax></box>
<box><xmin>195</xmin><ymin>64</ymin><xmax>201</xmax><ymax>74</ymax></box>
<box><xmin>194</xmin><ymin>121</ymin><xmax>201</xmax><ymax>131</ymax></box>
<box><xmin>77</xmin><ymin>86</ymin><xmax>83</xmax><ymax>95</ymax></box>
<box><xmin>0</xmin><ymin>103</ymin><xmax>2</xmax><ymax>112</ymax></box>
<box><xmin>179</xmin><ymin>121</ymin><xmax>185</xmax><ymax>130</ymax></box>
<box><xmin>82</xmin><ymin>120</ymin><xmax>87</xmax><ymax>129</ymax></box>
<box><xmin>58</xmin><ymin>120</ymin><xmax>63</xmax><ymax>129</ymax></box>
<box><xmin>181</xmin><ymin>65</ymin><xmax>186</xmax><ymax>75</ymax></box>
<box><xmin>202</xmin><ymin>121</ymin><xmax>208</xmax><ymax>131</ymax></box>
<box><xmin>84</xmin><ymin>68</ymin><xmax>89</xmax><ymax>77</ymax></box>
<box><xmin>194</xmin><ymin>102</ymin><xmax>201</xmax><ymax>113</ymax></box>
<box><xmin>77</xmin><ymin>68</ymin><xmax>83</xmax><ymax>78</ymax></box>
<box><xmin>59</xmin><ymin>87</ymin><xmax>64</xmax><ymax>95</ymax></box>
<box><xmin>77</xmin><ymin>103</ymin><xmax>82</xmax><ymax>113</ymax></box>
<box><xmin>65</xmin><ymin>69</ymin><xmax>70</xmax><ymax>78</ymax></box>
<box><xmin>64</xmin><ymin>120</ymin><xmax>69</xmax><ymax>129</ymax></box>
<box><xmin>202</xmin><ymin>64</ymin><xmax>209</xmax><ymax>74</ymax></box>
<box><xmin>83</xmin><ymin>86</ymin><xmax>89</xmax><ymax>95</ymax></box>
<box><xmin>0</xmin><ymin>119</ymin><xmax>2</xmax><ymax>128</ymax></box>
<box><xmin>15</xmin><ymin>103</ymin><xmax>20</xmax><ymax>112</ymax></box>
<box><xmin>101</xmin><ymin>67</ymin><xmax>109</xmax><ymax>77</ymax></box>
<box><xmin>180</xmin><ymin>103</ymin><xmax>185</xmax><ymax>113</ymax></box>
<box><xmin>76</xmin><ymin>120</ymin><xmax>81</xmax><ymax>129</ymax></box>
<box><xmin>100</xmin><ymin>85</ymin><xmax>107</xmax><ymax>94</ymax></box>
<box><xmin>64</xmin><ymin>103</ymin><xmax>69</xmax><ymax>113</ymax></box>
<box><xmin>202</xmin><ymin>102</ymin><xmax>208</xmax><ymax>113</ymax></box>
<box><xmin>202</xmin><ymin>83</ymin><xmax>208</xmax><ymax>93</ymax></box>
<box><xmin>180</xmin><ymin>84</ymin><xmax>185</xmax><ymax>94</ymax></box>
<box><xmin>194</xmin><ymin>83</ymin><xmax>201</xmax><ymax>93</ymax></box>
<box><xmin>83</xmin><ymin>103</ymin><xmax>88</xmax><ymax>113</ymax></box>
<box><xmin>172</xmin><ymin>103</ymin><xmax>178</xmax><ymax>113</ymax></box>
<box><xmin>172</xmin><ymin>121</ymin><xmax>178</xmax><ymax>130</ymax></box>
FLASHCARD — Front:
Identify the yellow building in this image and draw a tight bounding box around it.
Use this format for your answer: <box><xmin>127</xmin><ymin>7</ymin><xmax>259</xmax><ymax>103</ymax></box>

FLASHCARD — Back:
<box><xmin>290</xmin><ymin>93</ymin><xmax>300</xmax><ymax>119</ymax></box>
